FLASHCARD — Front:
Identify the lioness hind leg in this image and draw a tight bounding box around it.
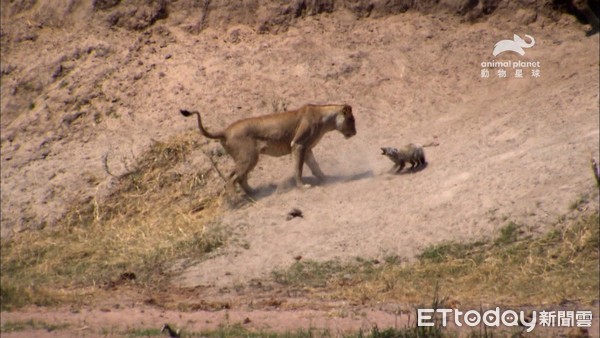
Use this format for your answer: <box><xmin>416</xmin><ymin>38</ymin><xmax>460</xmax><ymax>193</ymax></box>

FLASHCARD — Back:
<box><xmin>226</xmin><ymin>172</ymin><xmax>238</xmax><ymax>197</ymax></box>
<box><xmin>238</xmin><ymin>174</ymin><xmax>254</xmax><ymax>195</ymax></box>
<box><xmin>228</xmin><ymin>143</ymin><xmax>259</xmax><ymax>195</ymax></box>
<box><xmin>305</xmin><ymin>149</ymin><xmax>326</xmax><ymax>181</ymax></box>
<box><xmin>234</xmin><ymin>158</ymin><xmax>258</xmax><ymax>195</ymax></box>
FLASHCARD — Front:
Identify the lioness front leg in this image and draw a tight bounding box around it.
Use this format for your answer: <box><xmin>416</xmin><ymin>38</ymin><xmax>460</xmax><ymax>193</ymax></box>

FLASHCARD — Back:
<box><xmin>305</xmin><ymin>149</ymin><xmax>326</xmax><ymax>182</ymax></box>
<box><xmin>292</xmin><ymin>144</ymin><xmax>310</xmax><ymax>188</ymax></box>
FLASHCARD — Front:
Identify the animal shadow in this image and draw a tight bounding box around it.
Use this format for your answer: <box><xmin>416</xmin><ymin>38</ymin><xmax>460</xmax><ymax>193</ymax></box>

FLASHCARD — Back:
<box><xmin>320</xmin><ymin>170</ymin><xmax>374</xmax><ymax>185</ymax></box>
<box><xmin>394</xmin><ymin>162</ymin><xmax>428</xmax><ymax>175</ymax></box>
<box><xmin>249</xmin><ymin>183</ymin><xmax>278</xmax><ymax>199</ymax></box>
<box><xmin>249</xmin><ymin>170</ymin><xmax>374</xmax><ymax>200</ymax></box>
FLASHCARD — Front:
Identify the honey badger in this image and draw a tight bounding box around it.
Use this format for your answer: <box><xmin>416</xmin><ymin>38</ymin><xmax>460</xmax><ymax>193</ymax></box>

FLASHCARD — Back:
<box><xmin>381</xmin><ymin>142</ymin><xmax>439</xmax><ymax>173</ymax></box>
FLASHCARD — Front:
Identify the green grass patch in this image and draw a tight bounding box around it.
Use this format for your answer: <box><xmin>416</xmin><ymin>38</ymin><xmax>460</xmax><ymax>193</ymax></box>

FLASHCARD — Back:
<box><xmin>0</xmin><ymin>319</ymin><xmax>69</xmax><ymax>333</ymax></box>
<box><xmin>122</xmin><ymin>323</ymin><xmax>449</xmax><ymax>338</ymax></box>
<box><xmin>273</xmin><ymin>259</ymin><xmax>375</xmax><ymax>288</ymax></box>
<box><xmin>125</xmin><ymin>328</ymin><xmax>163</xmax><ymax>337</ymax></box>
<box><xmin>273</xmin><ymin>212</ymin><xmax>600</xmax><ymax>306</ymax></box>
<box><xmin>569</xmin><ymin>194</ymin><xmax>589</xmax><ymax>211</ymax></box>
<box><xmin>124</xmin><ymin>315</ymin><xmax>530</xmax><ymax>338</ymax></box>
<box><xmin>418</xmin><ymin>240</ymin><xmax>487</xmax><ymax>263</ymax></box>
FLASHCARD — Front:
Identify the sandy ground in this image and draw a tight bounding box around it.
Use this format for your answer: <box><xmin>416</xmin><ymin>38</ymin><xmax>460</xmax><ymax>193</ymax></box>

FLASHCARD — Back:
<box><xmin>0</xmin><ymin>305</ymin><xmax>409</xmax><ymax>337</ymax></box>
<box><xmin>1</xmin><ymin>302</ymin><xmax>598</xmax><ymax>337</ymax></box>
<box><xmin>1</xmin><ymin>1</ymin><xmax>599</xmax><ymax>336</ymax></box>
<box><xmin>172</xmin><ymin>14</ymin><xmax>600</xmax><ymax>291</ymax></box>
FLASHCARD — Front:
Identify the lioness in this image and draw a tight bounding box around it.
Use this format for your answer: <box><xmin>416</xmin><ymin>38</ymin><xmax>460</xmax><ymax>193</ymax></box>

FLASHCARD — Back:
<box><xmin>180</xmin><ymin>104</ymin><xmax>356</xmax><ymax>196</ymax></box>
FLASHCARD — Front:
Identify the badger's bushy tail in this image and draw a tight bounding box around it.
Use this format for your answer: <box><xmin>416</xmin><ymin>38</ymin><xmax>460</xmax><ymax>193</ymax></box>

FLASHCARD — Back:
<box><xmin>180</xmin><ymin>110</ymin><xmax>225</xmax><ymax>140</ymax></box>
<box><xmin>422</xmin><ymin>141</ymin><xmax>440</xmax><ymax>148</ymax></box>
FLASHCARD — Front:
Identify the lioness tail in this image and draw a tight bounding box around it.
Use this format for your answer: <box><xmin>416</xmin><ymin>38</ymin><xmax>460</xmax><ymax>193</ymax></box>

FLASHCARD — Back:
<box><xmin>180</xmin><ymin>110</ymin><xmax>226</xmax><ymax>140</ymax></box>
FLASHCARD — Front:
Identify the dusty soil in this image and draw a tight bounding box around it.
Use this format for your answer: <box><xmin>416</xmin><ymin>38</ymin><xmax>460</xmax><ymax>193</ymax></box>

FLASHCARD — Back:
<box><xmin>0</xmin><ymin>304</ymin><xmax>411</xmax><ymax>337</ymax></box>
<box><xmin>2</xmin><ymin>303</ymin><xmax>597</xmax><ymax>337</ymax></box>
<box><xmin>1</xmin><ymin>0</ymin><xmax>599</xmax><ymax>336</ymax></box>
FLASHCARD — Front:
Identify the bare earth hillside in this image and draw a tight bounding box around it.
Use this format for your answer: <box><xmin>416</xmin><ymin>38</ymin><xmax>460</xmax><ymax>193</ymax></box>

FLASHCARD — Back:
<box><xmin>1</xmin><ymin>0</ymin><xmax>599</xmax><ymax>336</ymax></box>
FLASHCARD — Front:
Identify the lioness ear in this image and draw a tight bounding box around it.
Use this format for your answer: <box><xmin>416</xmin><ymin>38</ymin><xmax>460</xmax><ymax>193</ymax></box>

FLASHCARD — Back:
<box><xmin>343</xmin><ymin>105</ymin><xmax>352</xmax><ymax>116</ymax></box>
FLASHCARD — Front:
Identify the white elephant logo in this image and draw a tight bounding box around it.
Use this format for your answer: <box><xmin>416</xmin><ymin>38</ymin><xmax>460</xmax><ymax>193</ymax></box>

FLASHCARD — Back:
<box><xmin>492</xmin><ymin>34</ymin><xmax>535</xmax><ymax>56</ymax></box>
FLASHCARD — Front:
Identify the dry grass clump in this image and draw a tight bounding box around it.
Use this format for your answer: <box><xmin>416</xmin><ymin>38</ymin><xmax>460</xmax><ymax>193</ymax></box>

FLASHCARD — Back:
<box><xmin>1</xmin><ymin>133</ymin><xmax>226</xmax><ymax>310</ymax></box>
<box><xmin>273</xmin><ymin>210</ymin><xmax>599</xmax><ymax>306</ymax></box>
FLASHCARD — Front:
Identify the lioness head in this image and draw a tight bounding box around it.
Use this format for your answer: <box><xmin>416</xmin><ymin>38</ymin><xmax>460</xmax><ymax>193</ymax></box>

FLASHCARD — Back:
<box><xmin>335</xmin><ymin>105</ymin><xmax>356</xmax><ymax>138</ymax></box>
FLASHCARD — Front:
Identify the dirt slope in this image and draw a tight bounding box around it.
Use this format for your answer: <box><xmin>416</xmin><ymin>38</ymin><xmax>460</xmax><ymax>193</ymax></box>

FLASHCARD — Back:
<box><xmin>1</xmin><ymin>1</ymin><xmax>597</xmax><ymax>237</ymax></box>
<box><xmin>1</xmin><ymin>0</ymin><xmax>597</xmax><ymax>237</ymax></box>
<box><xmin>171</xmin><ymin>14</ymin><xmax>599</xmax><ymax>290</ymax></box>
